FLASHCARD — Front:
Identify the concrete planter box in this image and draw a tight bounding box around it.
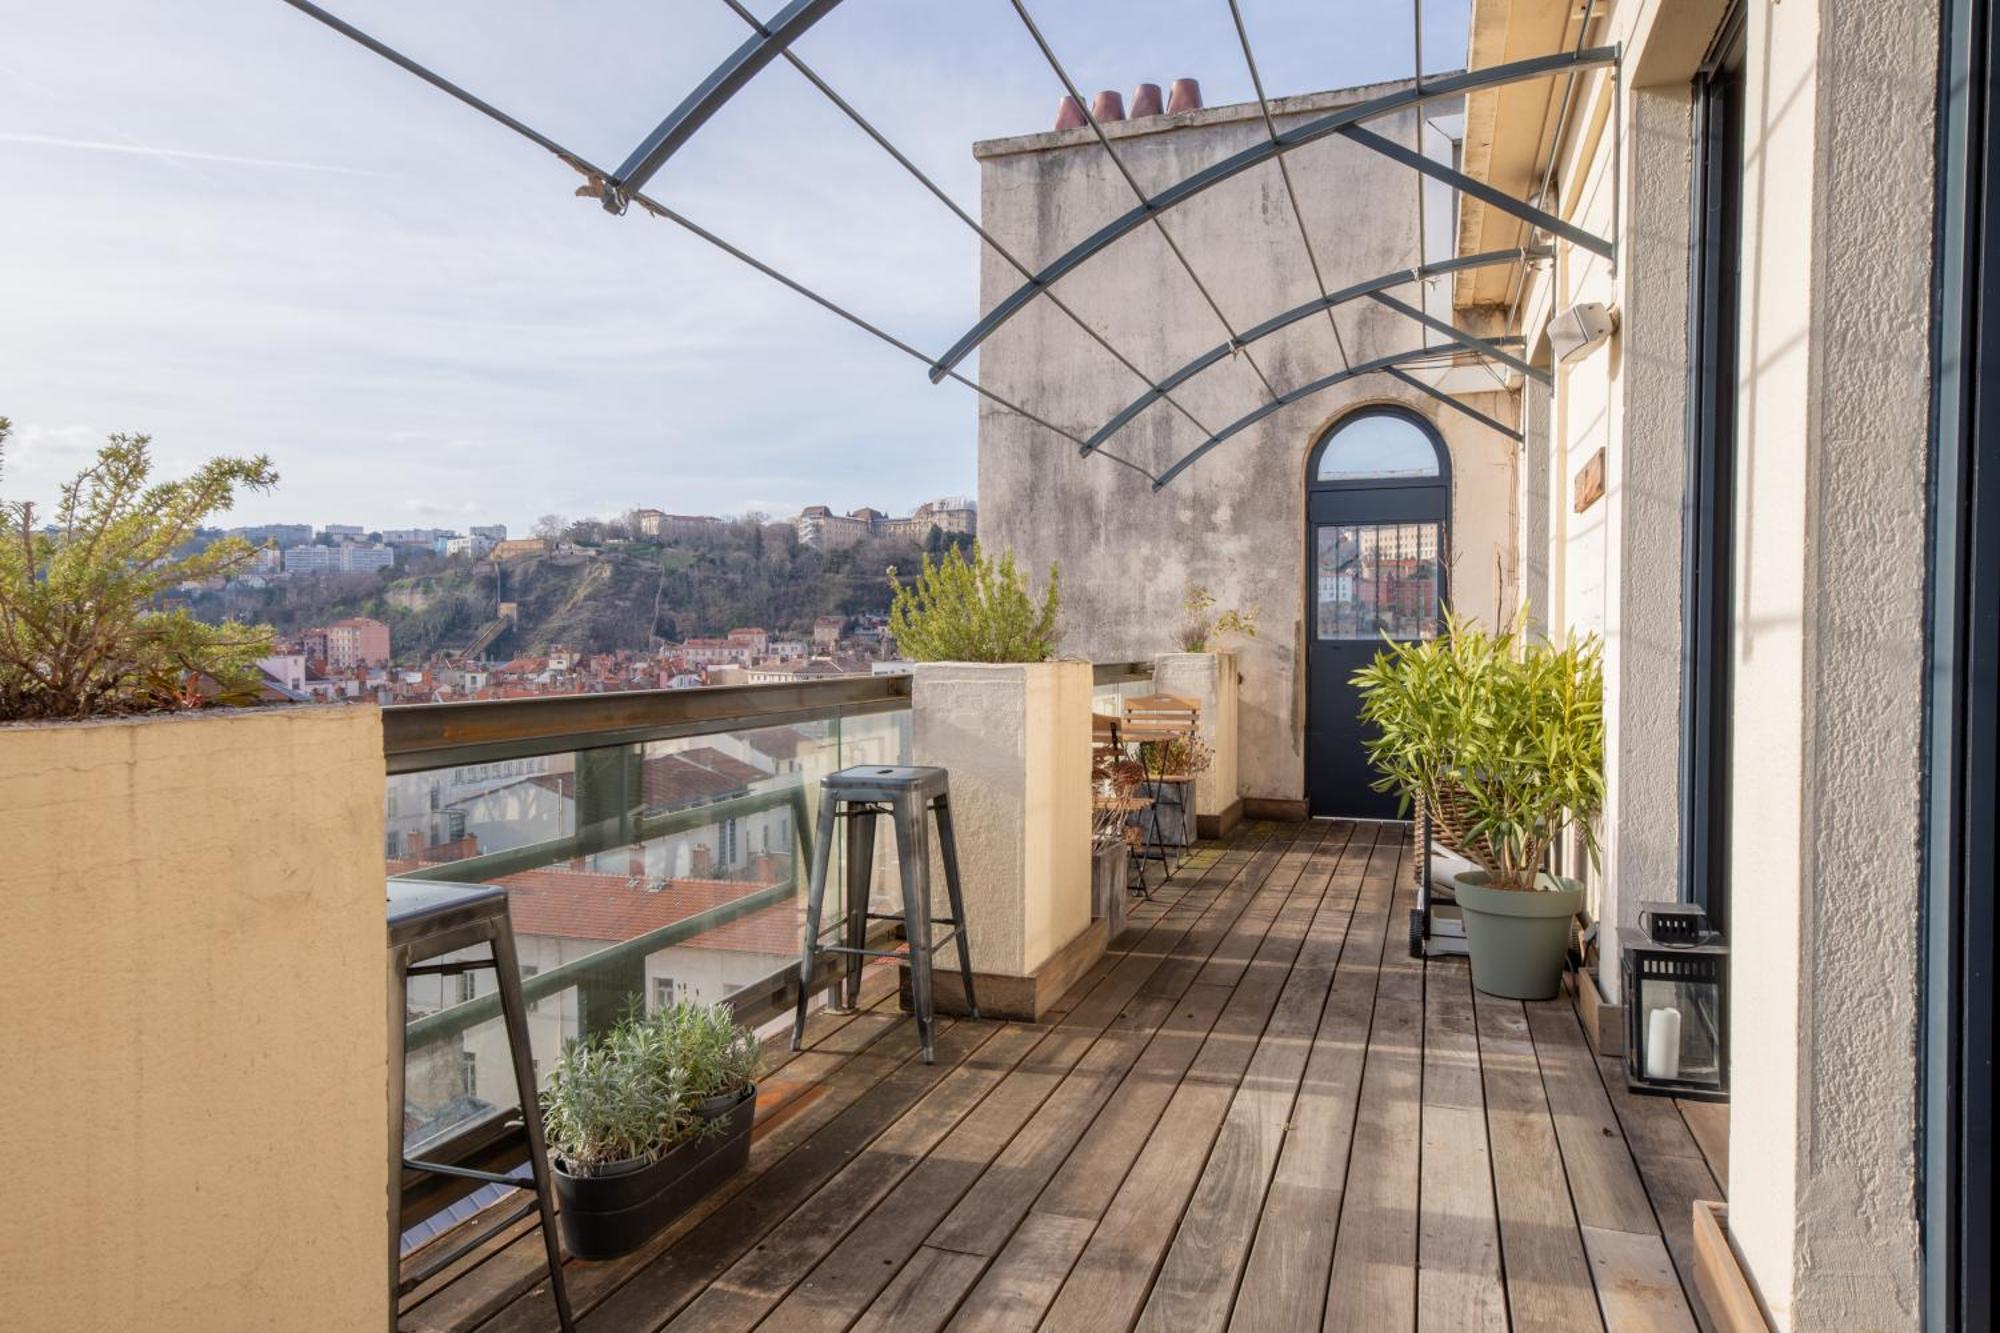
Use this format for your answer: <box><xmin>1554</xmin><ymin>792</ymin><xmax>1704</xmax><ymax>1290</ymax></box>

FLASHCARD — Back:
<box><xmin>910</xmin><ymin>661</ymin><xmax>1098</xmax><ymax>1020</ymax></box>
<box><xmin>1152</xmin><ymin>651</ymin><xmax>1241</xmax><ymax>837</ymax></box>
<box><xmin>0</xmin><ymin>705</ymin><xmax>388</xmax><ymax>1330</ymax></box>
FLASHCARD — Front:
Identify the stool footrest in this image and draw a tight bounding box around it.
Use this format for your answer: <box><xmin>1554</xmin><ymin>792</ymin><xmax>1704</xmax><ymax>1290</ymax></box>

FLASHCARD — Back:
<box><xmin>815</xmin><ymin>929</ymin><xmax>963</xmax><ymax>962</ymax></box>
<box><xmin>402</xmin><ymin>1157</ymin><xmax>536</xmax><ymax>1190</ymax></box>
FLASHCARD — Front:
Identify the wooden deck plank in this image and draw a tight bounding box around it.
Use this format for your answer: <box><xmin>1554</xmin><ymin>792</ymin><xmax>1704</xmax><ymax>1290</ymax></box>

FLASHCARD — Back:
<box><xmin>1593</xmin><ymin>1055</ymin><xmax>1725</xmax><ymax>1327</ymax></box>
<box><xmin>1525</xmin><ymin>1000</ymin><xmax>1661</xmax><ymax>1236</ymax></box>
<box><xmin>658</xmin><ymin>1023</ymin><xmax>1050</xmax><ymax>1330</ymax></box>
<box><xmin>1037</xmin><ymin>839</ymin><xmax>1338</xmax><ymax>1331</ymax></box>
<box><xmin>749</xmin><ymin>828</ymin><xmax>1326</xmax><ymax>1332</ymax></box>
<box><xmin>1133</xmin><ymin>838</ymin><xmax>1359</xmax><ymax>1331</ymax></box>
<box><xmin>732</xmin><ymin>824</ymin><xmax>1319</xmax><ymax>1332</ymax></box>
<box><xmin>1322</xmin><ymin>861</ymin><xmax>1425</xmax><ymax>1332</ymax></box>
<box><xmin>1226</xmin><ymin>826</ymin><xmax>1397</xmax><ymax>1332</ymax></box>
<box><xmin>1677</xmin><ymin>1101</ymin><xmax>1729</xmax><ymax>1193</ymax></box>
<box><xmin>1415</xmin><ymin>959</ymin><xmax>1507</xmax><ymax>1333</ymax></box>
<box><xmin>1475</xmin><ymin>990</ymin><xmax>1605</xmax><ymax>1333</ymax></box>
<box><xmin>928</xmin><ymin>834</ymin><xmax>1310</xmax><ymax>1255</ymax></box>
<box><xmin>944</xmin><ymin>1213</ymin><xmax>1096</xmax><ymax>1332</ymax></box>
<box><xmin>1582</xmin><ymin>1225</ymin><xmax>1700</xmax><ymax>1333</ymax></box>
<box><xmin>846</xmin><ymin>1244</ymin><xmax>991</xmax><ymax>1333</ymax></box>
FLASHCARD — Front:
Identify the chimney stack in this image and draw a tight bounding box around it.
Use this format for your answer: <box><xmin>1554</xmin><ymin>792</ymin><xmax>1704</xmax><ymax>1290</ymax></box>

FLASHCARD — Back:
<box><xmin>1129</xmin><ymin>82</ymin><xmax>1164</xmax><ymax>118</ymax></box>
<box><xmin>1090</xmin><ymin>89</ymin><xmax>1126</xmax><ymax>123</ymax></box>
<box><xmin>1168</xmin><ymin>77</ymin><xmax>1203</xmax><ymax>114</ymax></box>
<box><xmin>1053</xmin><ymin>95</ymin><xmax>1086</xmax><ymax>130</ymax></box>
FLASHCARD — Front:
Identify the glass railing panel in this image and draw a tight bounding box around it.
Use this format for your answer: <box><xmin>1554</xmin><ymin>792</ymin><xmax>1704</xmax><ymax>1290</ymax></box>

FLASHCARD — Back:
<box><xmin>387</xmin><ymin>702</ymin><xmax>911</xmax><ymax>1153</ymax></box>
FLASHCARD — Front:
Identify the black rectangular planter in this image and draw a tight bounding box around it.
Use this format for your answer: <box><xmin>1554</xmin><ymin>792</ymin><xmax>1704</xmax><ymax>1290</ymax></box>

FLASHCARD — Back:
<box><xmin>552</xmin><ymin>1085</ymin><xmax>755</xmax><ymax>1260</ymax></box>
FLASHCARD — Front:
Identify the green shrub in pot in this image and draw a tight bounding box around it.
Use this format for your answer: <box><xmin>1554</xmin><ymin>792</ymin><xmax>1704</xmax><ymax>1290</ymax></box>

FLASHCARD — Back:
<box><xmin>540</xmin><ymin>1022</ymin><xmax>691</xmax><ymax>1178</ymax></box>
<box><xmin>642</xmin><ymin>1001</ymin><xmax>761</xmax><ymax>1119</ymax></box>
<box><xmin>1352</xmin><ymin>612</ymin><xmax>1605</xmax><ymax>998</ymax></box>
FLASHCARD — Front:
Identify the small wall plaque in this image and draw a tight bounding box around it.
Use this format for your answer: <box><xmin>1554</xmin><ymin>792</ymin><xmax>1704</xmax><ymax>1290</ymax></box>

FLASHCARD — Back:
<box><xmin>1573</xmin><ymin>447</ymin><xmax>1606</xmax><ymax>513</ymax></box>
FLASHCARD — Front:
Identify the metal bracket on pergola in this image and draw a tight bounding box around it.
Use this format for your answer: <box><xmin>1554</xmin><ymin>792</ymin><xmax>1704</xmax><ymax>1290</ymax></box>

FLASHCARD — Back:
<box><xmin>278</xmin><ymin>0</ymin><xmax>1618</xmax><ymax>491</ymax></box>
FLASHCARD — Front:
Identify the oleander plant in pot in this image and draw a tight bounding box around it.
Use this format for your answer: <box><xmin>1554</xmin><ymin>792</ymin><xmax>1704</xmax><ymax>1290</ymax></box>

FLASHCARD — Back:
<box><xmin>1352</xmin><ymin>612</ymin><xmax>1604</xmax><ymax>999</ymax></box>
<box><xmin>540</xmin><ymin>1001</ymin><xmax>760</xmax><ymax>1259</ymax></box>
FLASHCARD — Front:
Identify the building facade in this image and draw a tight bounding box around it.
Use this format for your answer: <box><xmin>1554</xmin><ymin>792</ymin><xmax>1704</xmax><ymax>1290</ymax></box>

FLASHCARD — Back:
<box><xmin>792</xmin><ymin>498</ymin><xmax>979</xmax><ymax>549</ymax></box>
<box><xmin>977</xmin><ymin>80</ymin><xmax>1495</xmax><ymax>808</ymax></box>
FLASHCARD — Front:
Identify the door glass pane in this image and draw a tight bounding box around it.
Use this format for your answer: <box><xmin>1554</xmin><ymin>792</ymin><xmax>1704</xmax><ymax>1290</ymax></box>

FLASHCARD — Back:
<box><xmin>1315</xmin><ymin>414</ymin><xmax>1441</xmax><ymax>481</ymax></box>
<box><xmin>1315</xmin><ymin>522</ymin><xmax>1441</xmax><ymax>640</ymax></box>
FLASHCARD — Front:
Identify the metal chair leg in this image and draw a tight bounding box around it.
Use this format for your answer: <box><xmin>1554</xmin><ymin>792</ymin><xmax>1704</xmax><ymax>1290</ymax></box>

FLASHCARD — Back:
<box><xmin>843</xmin><ymin>806</ymin><xmax>877</xmax><ymax>1009</ymax></box>
<box><xmin>930</xmin><ymin>795</ymin><xmax>978</xmax><ymax>1020</ymax></box>
<box><xmin>491</xmin><ymin>926</ymin><xmax>574</xmax><ymax>1332</ymax></box>
<box><xmin>387</xmin><ymin>945</ymin><xmax>408</xmax><ymax>1333</ymax></box>
<box><xmin>894</xmin><ymin>799</ymin><xmax>936</xmax><ymax>1063</ymax></box>
<box><xmin>792</xmin><ymin>785</ymin><xmax>841</xmax><ymax>1052</ymax></box>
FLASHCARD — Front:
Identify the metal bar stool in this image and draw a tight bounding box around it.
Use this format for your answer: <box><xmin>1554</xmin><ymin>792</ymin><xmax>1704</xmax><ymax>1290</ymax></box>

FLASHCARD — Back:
<box><xmin>388</xmin><ymin>882</ymin><xmax>574</xmax><ymax>1333</ymax></box>
<box><xmin>790</xmin><ymin>765</ymin><xmax>977</xmax><ymax>1063</ymax></box>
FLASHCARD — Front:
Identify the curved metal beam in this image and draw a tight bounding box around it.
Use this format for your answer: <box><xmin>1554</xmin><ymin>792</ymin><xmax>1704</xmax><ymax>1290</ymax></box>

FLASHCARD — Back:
<box><xmin>1340</xmin><ymin>125</ymin><xmax>1613</xmax><ymax>258</ymax></box>
<box><xmin>1384</xmin><ymin>367</ymin><xmax>1522</xmax><ymax>441</ymax></box>
<box><xmin>1366</xmin><ymin>291</ymin><xmax>1550</xmax><ymax>385</ymax></box>
<box><xmin>1080</xmin><ymin>247</ymin><xmax>1532</xmax><ymax>455</ymax></box>
<box><xmin>605</xmin><ymin>0</ymin><xmax>846</xmax><ymax>210</ymax></box>
<box><xmin>1152</xmin><ymin>340</ymin><xmax>1524</xmax><ymax>490</ymax></box>
<box><xmin>930</xmin><ymin>45</ymin><xmax>1618</xmax><ymax>383</ymax></box>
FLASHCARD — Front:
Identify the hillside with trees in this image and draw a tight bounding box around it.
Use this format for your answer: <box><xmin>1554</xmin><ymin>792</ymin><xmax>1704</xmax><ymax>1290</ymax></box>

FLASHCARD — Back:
<box><xmin>192</xmin><ymin>515</ymin><xmax>971</xmax><ymax>662</ymax></box>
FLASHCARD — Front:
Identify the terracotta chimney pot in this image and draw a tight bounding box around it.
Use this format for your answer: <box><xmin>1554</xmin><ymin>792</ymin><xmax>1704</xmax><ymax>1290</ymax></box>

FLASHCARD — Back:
<box><xmin>1130</xmin><ymin>82</ymin><xmax>1164</xmax><ymax>118</ymax></box>
<box><xmin>1054</xmin><ymin>95</ymin><xmax>1087</xmax><ymax>130</ymax></box>
<box><xmin>1168</xmin><ymin>77</ymin><xmax>1203</xmax><ymax>114</ymax></box>
<box><xmin>1090</xmin><ymin>89</ymin><xmax>1126</xmax><ymax>123</ymax></box>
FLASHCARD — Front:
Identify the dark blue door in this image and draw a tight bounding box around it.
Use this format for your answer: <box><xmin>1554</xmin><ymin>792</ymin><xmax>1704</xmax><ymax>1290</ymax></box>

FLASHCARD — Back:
<box><xmin>1305</xmin><ymin>408</ymin><xmax>1450</xmax><ymax>818</ymax></box>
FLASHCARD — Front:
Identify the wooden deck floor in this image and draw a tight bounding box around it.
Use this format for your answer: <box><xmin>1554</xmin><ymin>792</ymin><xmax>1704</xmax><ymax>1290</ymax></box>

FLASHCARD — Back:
<box><xmin>401</xmin><ymin>820</ymin><xmax>1728</xmax><ymax>1332</ymax></box>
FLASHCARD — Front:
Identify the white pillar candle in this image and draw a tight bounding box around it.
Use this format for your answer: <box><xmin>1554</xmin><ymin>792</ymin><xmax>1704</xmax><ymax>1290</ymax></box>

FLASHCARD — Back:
<box><xmin>1645</xmin><ymin>1006</ymin><xmax>1683</xmax><ymax>1080</ymax></box>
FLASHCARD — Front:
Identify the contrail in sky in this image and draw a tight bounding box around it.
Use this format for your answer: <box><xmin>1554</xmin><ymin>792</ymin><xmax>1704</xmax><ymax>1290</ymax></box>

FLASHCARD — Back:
<box><xmin>0</xmin><ymin>130</ymin><xmax>381</xmax><ymax>176</ymax></box>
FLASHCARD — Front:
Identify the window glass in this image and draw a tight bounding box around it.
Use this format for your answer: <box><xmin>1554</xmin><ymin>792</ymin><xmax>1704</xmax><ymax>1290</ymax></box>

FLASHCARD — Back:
<box><xmin>1315</xmin><ymin>413</ymin><xmax>1440</xmax><ymax>481</ymax></box>
<box><xmin>1315</xmin><ymin>522</ymin><xmax>1442</xmax><ymax>640</ymax></box>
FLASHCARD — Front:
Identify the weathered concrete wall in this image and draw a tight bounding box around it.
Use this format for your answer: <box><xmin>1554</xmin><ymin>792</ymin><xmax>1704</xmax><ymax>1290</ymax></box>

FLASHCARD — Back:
<box><xmin>975</xmin><ymin>84</ymin><xmax>1520</xmax><ymax>804</ymax></box>
<box><xmin>910</xmin><ymin>661</ymin><xmax>1092</xmax><ymax>979</ymax></box>
<box><xmin>0</xmin><ymin>705</ymin><xmax>388</xmax><ymax>1331</ymax></box>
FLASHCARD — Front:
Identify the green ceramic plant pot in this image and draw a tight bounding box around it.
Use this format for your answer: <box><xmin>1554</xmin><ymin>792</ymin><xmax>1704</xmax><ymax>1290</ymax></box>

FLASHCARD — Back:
<box><xmin>1452</xmin><ymin>870</ymin><xmax>1584</xmax><ymax>1000</ymax></box>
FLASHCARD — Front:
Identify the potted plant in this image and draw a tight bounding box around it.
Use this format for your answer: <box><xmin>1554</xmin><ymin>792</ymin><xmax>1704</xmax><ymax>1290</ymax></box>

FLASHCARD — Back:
<box><xmin>890</xmin><ymin>545</ymin><xmax>1094</xmax><ymax>1020</ymax></box>
<box><xmin>1352</xmin><ymin>613</ymin><xmax>1604</xmax><ymax>1000</ymax></box>
<box><xmin>541</xmin><ymin>1001</ymin><xmax>760</xmax><ymax>1259</ymax></box>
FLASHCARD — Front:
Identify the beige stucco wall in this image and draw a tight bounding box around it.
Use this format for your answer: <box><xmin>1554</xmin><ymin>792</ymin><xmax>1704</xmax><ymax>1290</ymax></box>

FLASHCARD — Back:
<box><xmin>0</xmin><ymin>705</ymin><xmax>388</xmax><ymax>1330</ymax></box>
<box><xmin>975</xmin><ymin>85</ymin><xmax>1521</xmax><ymax>806</ymax></box>
<box><xmin>1499</xmin><ymin>0</ymin><xmax>1935</xmax><ymax>1325</ymax></box>
<box><xmin>1724</xmin><ymin>0</ymin><xmax>1934</xmax><ymax>1324</ymax></box>
<box><xmin>910</xmin><ymin>661</ymin><xmax>1092</xmax><ymax>978</ymax></box>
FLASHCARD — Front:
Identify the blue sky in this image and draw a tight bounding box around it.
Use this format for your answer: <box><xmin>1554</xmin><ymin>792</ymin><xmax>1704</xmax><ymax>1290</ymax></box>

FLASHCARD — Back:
<box><xmin>0</xmin><ymin>0</ymin><xmax>1467</xmax><ymax>531</ymax></box>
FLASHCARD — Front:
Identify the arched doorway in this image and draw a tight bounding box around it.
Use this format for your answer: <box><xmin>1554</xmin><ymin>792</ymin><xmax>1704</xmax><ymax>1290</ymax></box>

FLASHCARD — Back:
<box><xmin>1305</xmin><ymin>406</ymin><xmax>1451</xmax><ymax>817</ymax></box>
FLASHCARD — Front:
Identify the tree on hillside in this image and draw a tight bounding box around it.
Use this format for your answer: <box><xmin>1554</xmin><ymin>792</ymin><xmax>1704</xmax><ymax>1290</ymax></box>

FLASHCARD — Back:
<box><xmin>532</xmin><ymin>513</ymin><xmax>567</xmax><ymax>541</ymax></box>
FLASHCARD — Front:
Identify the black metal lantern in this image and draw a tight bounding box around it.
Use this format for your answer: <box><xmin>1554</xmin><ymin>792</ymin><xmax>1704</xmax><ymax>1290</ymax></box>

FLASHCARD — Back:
<box><xmin>1620</xmin><ymin>924</ymin><xmax>1729</xmax><ymax>1101</ymax></box>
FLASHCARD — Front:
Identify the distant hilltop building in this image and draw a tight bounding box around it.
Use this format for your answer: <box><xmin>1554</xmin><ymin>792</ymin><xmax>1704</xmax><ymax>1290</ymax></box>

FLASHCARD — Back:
<box><xmin>634</xmin><ymin>511</ymin><xmax>724</xmax><ymax>541</ymax></box>
<box><xmin>490</xmin><ymin>537</ymin><xmax>551</xmax><ymax>562</ymax></box>
<box><xmin>792</xmin><ymin>497</ymin><xmax>977</xmax><ymax>550</ymax></box>
<box><xmin>283</xmin><ymin>542</ymin><xmax>395</xmax><ymax>575</ymax></box>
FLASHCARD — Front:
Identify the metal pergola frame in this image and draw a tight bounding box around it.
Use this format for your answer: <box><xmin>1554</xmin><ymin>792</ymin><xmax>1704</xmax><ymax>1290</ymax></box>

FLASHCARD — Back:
<box><xmin>279</xmin><ymin>0</ymin><xmax>1620</xmax><ymax>489</ymax></box>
